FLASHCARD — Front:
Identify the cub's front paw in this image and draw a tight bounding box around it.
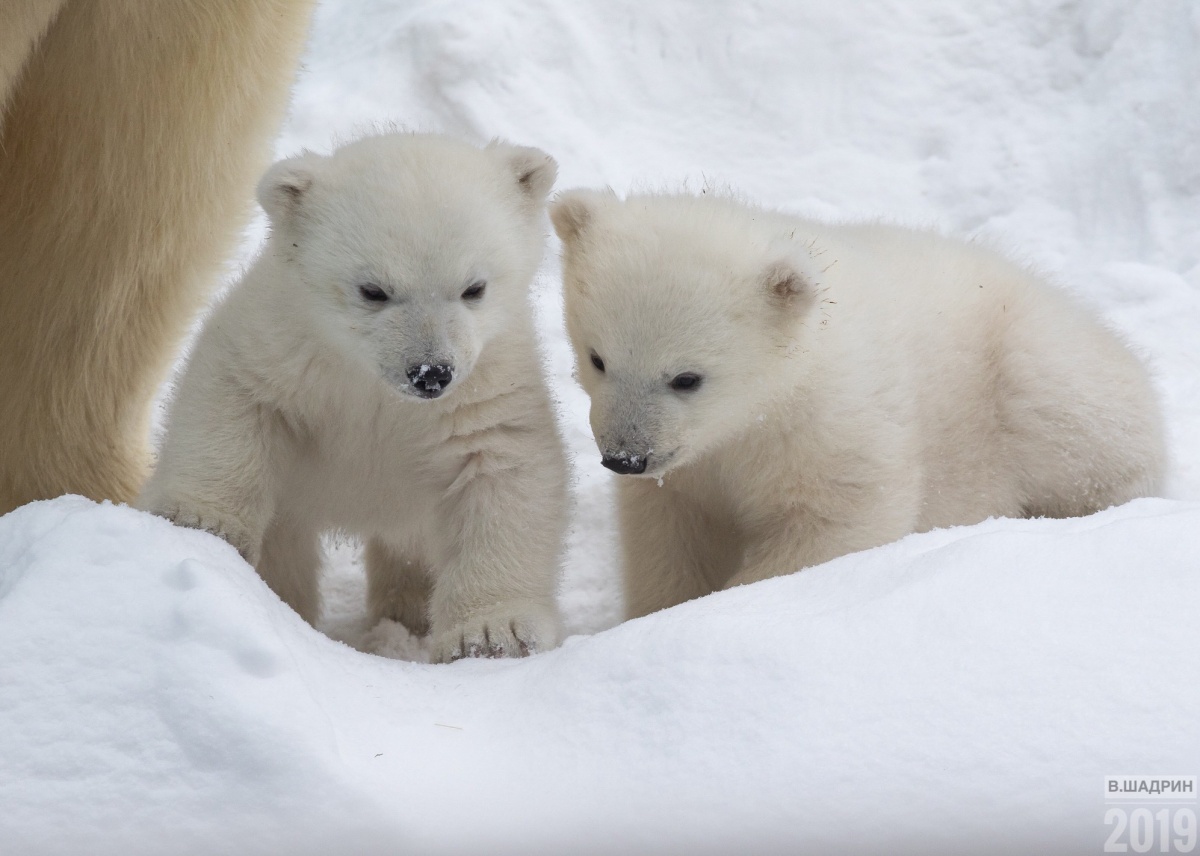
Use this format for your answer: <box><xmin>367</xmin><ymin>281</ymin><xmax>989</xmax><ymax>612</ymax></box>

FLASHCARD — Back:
<box><xmin>431</xmin><ymin>601</ymin><xmax>560</xmax><ymax>664</ymax></box>
<box><xmin>150</xmin><ymin>505</ymin><xmax>256</xmax><ymax>562</ymax></box>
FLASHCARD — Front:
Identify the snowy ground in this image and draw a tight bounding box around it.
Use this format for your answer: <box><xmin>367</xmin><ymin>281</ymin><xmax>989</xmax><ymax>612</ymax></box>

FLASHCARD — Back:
<box><xmin>3</xmin><ymin>1</ymin><xmax>1199</xmax><ymax>854</ymax></box>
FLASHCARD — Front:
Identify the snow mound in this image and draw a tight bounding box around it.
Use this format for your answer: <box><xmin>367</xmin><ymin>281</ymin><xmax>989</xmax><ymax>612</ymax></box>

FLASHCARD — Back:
<box><xmin>2</xmin><ymin>496</ymin><xmax>1196</xmax><ymax>855</ymax></box>
<box><xmin>10</xmin><ymin>1</ymin><xmax>1200</xmax><ymax>853</ymax></box>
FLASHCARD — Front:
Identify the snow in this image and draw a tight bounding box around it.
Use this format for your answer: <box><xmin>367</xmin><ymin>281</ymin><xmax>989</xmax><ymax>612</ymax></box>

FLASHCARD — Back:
<box><xmin>4</xmin><ymin>1</ymin><xmax>1200</xmax><ymax>854</ymax></box>
<box><xmin>4</xmin><ymin>496</ymin><xmax>1199</xmax><ymax>855</ymax></box>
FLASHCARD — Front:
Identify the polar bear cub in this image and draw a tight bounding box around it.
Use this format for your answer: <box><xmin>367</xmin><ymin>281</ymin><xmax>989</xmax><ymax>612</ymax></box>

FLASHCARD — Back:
<box><xmin>138</xmin><ymin>133</ymin><xmax>569</xmax><ymax>661</ymax></box>
<box><xmin>551</xmin><ymin>190</ymin><xmax>1166</xmax><ymax>619</ymax></box>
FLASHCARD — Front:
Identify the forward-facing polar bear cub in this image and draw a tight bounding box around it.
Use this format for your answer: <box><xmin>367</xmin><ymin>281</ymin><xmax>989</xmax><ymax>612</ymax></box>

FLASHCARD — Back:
<box><xmin>138</xmin><ymin>133</ymin><xmax>569</xmax><ymax>662</ymax></box>
<box><xmin>551</xmin><ymin>190</ymin><xmax>1166</xmax><ymax>619</ymax></box>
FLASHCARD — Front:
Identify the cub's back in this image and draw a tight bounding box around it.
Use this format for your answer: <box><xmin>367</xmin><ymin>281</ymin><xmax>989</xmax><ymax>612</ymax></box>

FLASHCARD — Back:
<box><xmin>813</xmin><ymin>222</ymin><xmax>1154</xmax><ymax>525</ymax></box>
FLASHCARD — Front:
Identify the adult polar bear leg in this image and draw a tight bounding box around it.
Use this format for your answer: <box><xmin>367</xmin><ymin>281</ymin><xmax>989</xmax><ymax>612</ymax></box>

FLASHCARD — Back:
<box><xmin>365</xmin><ymin>539</ymin><xmax>433</xmax><ymax>638</ymax></box>
<box><xmin>0</xmin><ymin>0</ymin><xmax>314</xmax><ymax>515</ymax></box>
<box><xmin>0</xmin><ymin>0</ymin><xmax>64</xmax><ymax>119</ymax></box>
<box><xmin>618</xmin><ymin>479</ymin><xmax>741</xmax><ymax>619</ymax></box>
<box><xmin>429</xmin><ymin>456</ymin><xmax>567</xmax><ymax>663</ymax></box>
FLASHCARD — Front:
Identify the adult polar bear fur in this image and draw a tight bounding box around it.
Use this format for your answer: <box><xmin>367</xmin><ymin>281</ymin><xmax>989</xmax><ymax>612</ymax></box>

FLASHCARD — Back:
<box><xmin>0</xmin><ymin>1</ymin><xmax>314</xmax><ymax>515</ymax></box>
<box><xmin>551</xmin><ymin>190</ymin><xmax>1166</xmax><ymax>619</ymax></box>
<box><xmin>138</xmin><ymin>134</ymin><xmax>569</xmax><ymax>662</ymax></box>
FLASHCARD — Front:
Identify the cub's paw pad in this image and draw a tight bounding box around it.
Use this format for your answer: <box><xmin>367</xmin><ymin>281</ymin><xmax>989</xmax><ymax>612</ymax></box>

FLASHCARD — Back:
<box><xmin>432</xmin><ymin>604</ymin><xmax>559</xmax><ymax>664</ymax></box>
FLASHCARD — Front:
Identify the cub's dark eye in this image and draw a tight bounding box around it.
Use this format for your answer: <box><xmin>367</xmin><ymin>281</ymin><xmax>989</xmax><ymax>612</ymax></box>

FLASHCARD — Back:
<box><xmin>358</xmin><ymin>283</ymin><xmax>389</xmax><ymax>303</ymax></box>
<box><xmin>590</xmin><ymin>352</ymin><xmax>605</xmax><ymax>373</ymax></box>
<box><xmin>462</xmin><ymin>280</ymin><xmax>486</xmax><ymax>301</ymax></box>
<box><xmin>669</xmin><ymin>372</ymin><xmax>702</xmax><ymax>392</ymax></box>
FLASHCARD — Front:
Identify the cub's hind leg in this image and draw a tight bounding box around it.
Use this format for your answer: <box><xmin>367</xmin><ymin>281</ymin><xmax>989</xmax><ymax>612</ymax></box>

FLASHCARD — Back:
<box><xmin>365</xmin><ymin>538</ymin><xmax>432</xmax><ymax>637</ymax></box>
<box><xmin>997</xmin><ymin>295</ymin><xmax>1166</xmax><ymax>518</ymax></box>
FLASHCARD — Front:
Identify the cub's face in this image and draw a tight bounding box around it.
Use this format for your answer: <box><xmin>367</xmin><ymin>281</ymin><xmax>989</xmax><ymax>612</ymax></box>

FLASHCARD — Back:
<box><xmin>551</xmin><ymin>191</ymin><xmax>818</xmax><ymax>478</ymax></box>
<box><xmin>257</xmin><ymin>134</ymin><xmax>557</xmax><ymax>401</ymax></box>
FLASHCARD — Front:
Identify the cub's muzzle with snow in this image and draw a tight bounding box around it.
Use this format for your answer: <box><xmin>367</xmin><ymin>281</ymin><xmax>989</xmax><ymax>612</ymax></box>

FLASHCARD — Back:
<box><xmin>138</xmin><ymin>133</ymin><xmax>569</xmax><ymax>663</ymax></box>
<box><xmin>552</xmin><ymin>189</ymin><xmax>1166</xmax><ymax>619</ymax></box>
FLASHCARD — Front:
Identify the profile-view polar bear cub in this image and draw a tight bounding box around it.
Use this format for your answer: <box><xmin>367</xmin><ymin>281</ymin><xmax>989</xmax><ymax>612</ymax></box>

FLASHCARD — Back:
<box><xmin>551</xmin><ymin>190</ymin><xmax>1166</xmax><ymax>619</ymax></box>
<box><xmin>139</xmin><ymin>133</ymin><xmax>569</xmax><ymax>662</ymax></box>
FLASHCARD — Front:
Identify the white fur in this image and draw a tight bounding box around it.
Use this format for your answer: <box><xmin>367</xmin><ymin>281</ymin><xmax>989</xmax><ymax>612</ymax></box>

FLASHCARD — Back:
<box><xmin>139</xmin><ymin>133</ymin><xmax>569</xmax><ymax>662</ymax></box>
<box><xmin>552</xmin><ymin>190</ymin><xmax>1167</xmax><ymax>619</ymax></box>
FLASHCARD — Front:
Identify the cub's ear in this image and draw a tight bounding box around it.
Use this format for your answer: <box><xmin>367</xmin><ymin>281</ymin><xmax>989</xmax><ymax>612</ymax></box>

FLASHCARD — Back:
<box><xmin>491</xmin><ymin>143</ymin><xmax>558</xmax><ymax>208</ymax></box>
<box><xmin>256</xmin><ymin>152</ymin><xmax>325</xmax><ymax>225</ymax></box>
<box><xmin>761</xmin><ymin>247</ymin><xmax>820</xmax><ymax>312</ymax></box>
<box><xmin>549</xmin><ymin>188</ymin><xmax>612</xmax><ymax>245</ymax></box>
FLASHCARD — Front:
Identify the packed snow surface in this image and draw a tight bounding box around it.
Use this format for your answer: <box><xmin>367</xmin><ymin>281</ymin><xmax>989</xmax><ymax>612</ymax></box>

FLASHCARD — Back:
<box><xmin>3</xmin><ymin>1</ymin><xmax>1199</xmax><ymax>854</ymax></box>
<box><xmin>3</xmin><ymin>497</ymin><xmax>1198</xmax><ymax>855</ymax></box>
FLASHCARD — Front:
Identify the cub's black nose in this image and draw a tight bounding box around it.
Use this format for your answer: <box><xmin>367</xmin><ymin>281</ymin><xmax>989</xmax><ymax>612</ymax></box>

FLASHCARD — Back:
<box><xmin>601</xmin><ymin>453</ymin><xmax>647</xmax><ymax>475</ymax></box>
<box><xmin>406</xmin><ymin>363</ymin><xmax>453</xmax><ymax>398</ymax></box>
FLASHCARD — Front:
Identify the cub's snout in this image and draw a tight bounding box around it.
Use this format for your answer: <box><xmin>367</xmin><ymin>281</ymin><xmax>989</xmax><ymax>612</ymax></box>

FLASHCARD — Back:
<box><xmin>406</xmin><ymin>362</ymin><xmax>454</xmax><ymax>399</ymax></box>
<box><xmin>601</xmin><ymin>451</ymin><xmax>648</xmax><ymax>475</ymax></box>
